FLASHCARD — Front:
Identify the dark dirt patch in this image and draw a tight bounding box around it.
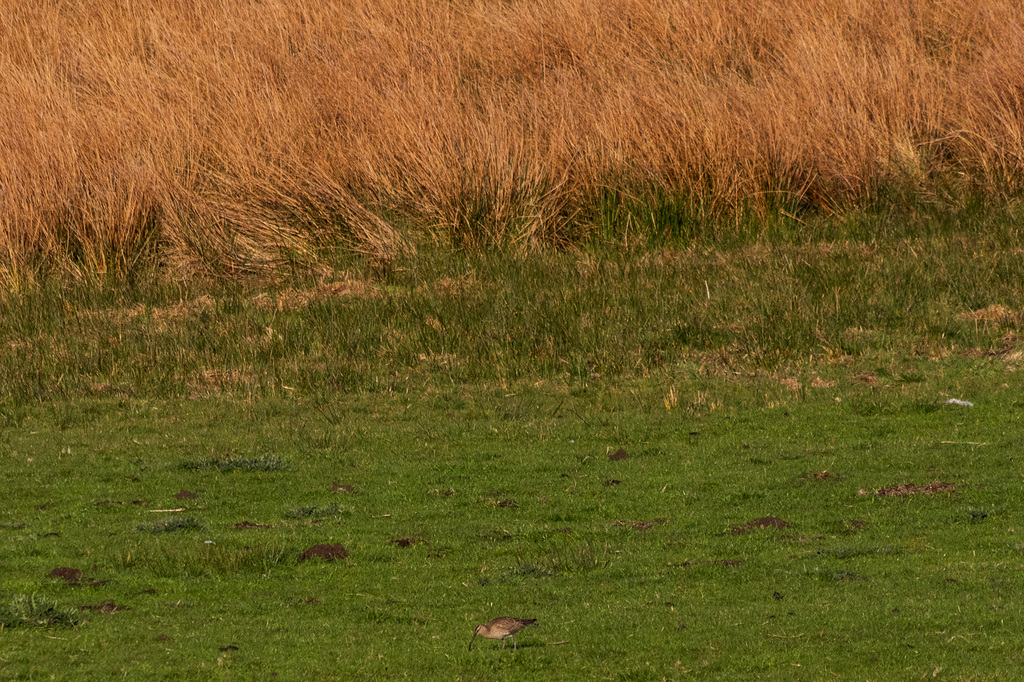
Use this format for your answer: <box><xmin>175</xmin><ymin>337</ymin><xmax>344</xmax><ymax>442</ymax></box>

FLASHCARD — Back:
<box><xmin>609</xmin><ymin>448</ymin><xmax>629</xmax><ymax>461</ymax></box>
<box><xmin>496</xmin><ymin>499</ymin><xmax>518</xmax><ymax>508</ymax></box>
<box><xmin>429</xmin><ymin>488</ymin><xmax>458</xmax><ymax>496</ymax></box>
<box><xmin>219</xmin><ymin>644</ymin><xmax>239</xmax><ymax>652</ymax></box>
<box><xmin>233</xmin><ymin>521</ymin><xmax>271</xmax><ymax>530</ymax></box>
<box><xmin>299</xmin><ymin>543</ymin><xmax>349</xmax><ymax>561</ymax></box>
<box><xmin>173</xmin><ymin>489</ymin><xmax>198</xmax><ymax>500</ymax></box>
<box><xmin>795</xmin><ymin>470</ymin><xmax>840</xmax><ymax>483</ymax></box>
<box><xmin>854</xmin><ymin>372</ymin><xmax>880</xmax><ymax>385</ymax></box>
<box><xmin>49</xmin><ymin>567</ymin><xmax>82</xmax><ymax>583</ymax></box>
<box><xmin>157</xmin><ymin>634</ymin><xmax>172</xmax><ymax>642</ymax></box>
<box><xmin>872</xmin><ymin>482</ymin><xmax>956</xmax><ymax>497</ymax></box>
<box><xmin>613</xmin><ymin>519</ymin><xmax>667</xmax><ymax>531</ymax></box>
<box><xmin>131</xmin><ymin>499</ymin><xmax>149</xmax><ymax>506</ymax></box>
<box><xmin>841</xmin><ymin>519</ymin><xmax>870</xmax><ymax>535</ymax></box>
<box><xmin>390</xmin><ymin>537</ymin><xmax>426</xmax><ymax>548</ymax></box>
<box><xmin>604</xmin><ymin>479</ymin><xmax>621</xmax><ymax>486</ymax></box>
<box><xmin>42</xmin><ymin>532</ymin><xmax>60</xmax><ymax>538</ymax></box>
<box><xmin>79</xmin><ymin>600</ymin><xmax>129</xmax><ymax>614</ymax></box>
<box><xmin>669</xmin><ymin>559</ymin><xmax>742</xmax><ymax>568</ymax></box>
<box><xmin>730</xmin><ymin>516</ymin><xmax>791</xmax><ymax>535</ymax></box>
<box><xmin>332</xmin><ymin>482</ymin><xmax>355</xmax><ymax>493</ymax></box>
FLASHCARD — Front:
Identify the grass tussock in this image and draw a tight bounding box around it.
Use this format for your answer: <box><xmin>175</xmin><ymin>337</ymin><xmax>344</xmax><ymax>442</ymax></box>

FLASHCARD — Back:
<box><xmin>0</xmin><ymin>593</ymin><xmax>80</xmax><ymax>629</ymax></box>
<box><xmin>179</xmin><ymin>455</ymin><xmax>288</xmax><ymax>473</ymax></box>
<box><xmin>2</xmin><ymin>0</ymin><xmax>1024</xmax><ymax>283</ymax></box>
<box><xmin>118</xmin><ymin>540</ymin><xmax>291</xmax><ymax>577</ymax></box>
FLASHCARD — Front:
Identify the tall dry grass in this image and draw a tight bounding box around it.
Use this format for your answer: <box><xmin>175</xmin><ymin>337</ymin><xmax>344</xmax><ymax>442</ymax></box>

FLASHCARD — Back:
<box><xmin>1</xmin><ymin>0</ymin><xmax>1023</xmax><ymax>283</ymax></box>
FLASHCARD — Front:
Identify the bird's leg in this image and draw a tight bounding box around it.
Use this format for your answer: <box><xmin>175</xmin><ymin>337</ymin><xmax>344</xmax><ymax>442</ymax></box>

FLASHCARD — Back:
<box><xmin>512</xmin><ymin>634</ymin><xmax>518</xmax><ymax>649</ymax></box>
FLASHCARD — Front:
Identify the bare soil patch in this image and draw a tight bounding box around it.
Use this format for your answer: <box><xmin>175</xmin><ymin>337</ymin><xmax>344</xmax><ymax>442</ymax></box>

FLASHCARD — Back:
<box><xmin>332</xmin><ymin>482</ymin><xmax>355</xmax><ymax>493</ymax></box>
<box><xmin>428</xmin><ymin>488</ymin><xmax>457</xmax><ymax>496</ymax></box>
<box><xmin>79</xmin><ymin>600</ymin><xmax>129</xmax><ymax>614</ymax></box>
<box><xmin>390</xmin><ymin>537</ymin><xmax>426</xmax><ymax>548</ymax></box>
<box><xmin>609</xmin><ymin>448</ymin><xmax>629</xmax><ymax>461</ymax></box>
<box><xmin>866</xmin><ymin>482</ymin><xmax>956</xmax><ymax>497</ymax></box>
<box><xmin>233</xmin><ymin>521</ymin><xmax>271</xmax><ymax>530</ymax></box>
<box><xmin>841</xmin><ymin>519</ymin><xmax>870</xmax><ymax>535</ymax></box>
<box><xmin>49</xmin><ymin>567</ymin><xmax>82</xmax><ymax>584</ymax></box>
<box><xmin>299</xmin><ymin>543</ymin><xmax>349</xmax><ymax>561</ymax></box>
<box><xmin>795</xmin><ymin>470</ymin><xmax>839</xmax><ymax>483</ymax></box>
<box><xmin>730</xmin><ymin>517</ymin><xmax>791</xmax><ymax>535</ymax></box>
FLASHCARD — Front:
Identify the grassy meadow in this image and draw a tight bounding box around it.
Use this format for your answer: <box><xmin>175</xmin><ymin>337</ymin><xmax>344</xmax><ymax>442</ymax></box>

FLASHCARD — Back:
<box><xmin>4</xmin><ymin>0</ymin><xmax>1024</xmax><ymax>679</ymax></box>
<box><xmin>3</xmin><ymin>198</ymin><xmax>1024</xmax><ymax>678</ymax></box>
<box><xmin>2</xmin><ymin>325</ymin><xmax>1024</xmax><ymax>679</ymax></box>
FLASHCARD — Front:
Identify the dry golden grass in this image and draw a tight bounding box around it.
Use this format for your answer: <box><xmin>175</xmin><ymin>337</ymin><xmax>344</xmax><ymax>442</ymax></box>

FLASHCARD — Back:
<box><xmin>2</xmin><ymin>0</ymin><xmax>1023</xmax><ymax>283</ymax></box>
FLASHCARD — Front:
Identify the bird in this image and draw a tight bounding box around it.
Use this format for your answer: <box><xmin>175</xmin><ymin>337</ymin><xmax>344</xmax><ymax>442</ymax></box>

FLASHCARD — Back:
<box><xmin>469</xmin><ymin>617</ymin><xmax>537</xmax><ymax>651</ymax></box>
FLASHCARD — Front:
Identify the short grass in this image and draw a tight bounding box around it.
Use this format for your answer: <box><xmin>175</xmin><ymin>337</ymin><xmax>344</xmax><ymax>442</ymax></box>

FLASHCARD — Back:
<box><xmin>2</xmin><ymin>204</ymin><xmax>1024</xmax><ymax>678</ymax></box>
<box><xmin>2</xmin><ymin>355</ymin><xmax>1023</xmax><ymax>679</ymax></box>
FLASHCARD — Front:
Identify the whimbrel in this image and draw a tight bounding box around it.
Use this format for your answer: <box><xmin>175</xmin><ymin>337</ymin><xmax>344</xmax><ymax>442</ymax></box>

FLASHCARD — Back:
<box><xmin>469</xmin><ymin>617</ymin><xmax>537</xmax><ymax>650</ymax></box>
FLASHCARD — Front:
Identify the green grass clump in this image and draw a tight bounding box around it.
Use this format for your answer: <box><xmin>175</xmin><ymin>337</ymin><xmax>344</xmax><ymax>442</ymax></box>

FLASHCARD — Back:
<box><xmin>179</xmin><ymin>455</ymin><xmax>288</xmax><ymax>472</ymax></box>
<box><xmin>117</xmin><ymin>540</ymin><xmax>291</xmax><ymax>578</ymax></box>
<box><xmin>0</xmin><ymin>593</ymin><xmax>79</xmax><ymax>629</ymax></box>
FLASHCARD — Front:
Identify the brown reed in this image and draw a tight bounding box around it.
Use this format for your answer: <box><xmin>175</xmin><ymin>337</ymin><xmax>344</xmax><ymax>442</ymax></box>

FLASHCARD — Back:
<box><xmin>1</xmin><ymin>0</ymin><xmax>1021</xmax><ymax>284</ymax></box>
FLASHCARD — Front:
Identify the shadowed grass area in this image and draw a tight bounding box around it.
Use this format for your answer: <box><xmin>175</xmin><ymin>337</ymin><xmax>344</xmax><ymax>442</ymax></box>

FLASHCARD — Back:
<box><xmin>1</xmin><ymin>201</ymin><xmax>1023</xmax><ymax>406</ymax></box>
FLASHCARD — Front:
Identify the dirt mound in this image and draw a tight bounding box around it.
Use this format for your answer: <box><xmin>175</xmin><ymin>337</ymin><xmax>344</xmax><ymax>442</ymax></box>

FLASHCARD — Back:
<box><xmin>79</xmin><ymin>600</ymin><xmax>129</xmax><ymax>614</ymax></box>
<box><xmin>299</xmin><ymin>543</ymin><xmax>349</xmax><ymax>561</ymax></box>
<box><xmin>390</xmin><ymin>537</ymin><xmax>425</xmax><ymax>548</ymax></box>
<box><xmin>841</xmin><ymin>519</ymin><xmax>870</xmax><ymax>535</ymax></box>
<box><xmin>49</xmin><ymin>567</ymin><xmax>82</xmax><ymax>583</ymax></box>
<box><xmin>233</xmin><ymin>521</ymin><xmax>271</xmax><ymax>530</ymax></box>
<box><xmin>869</xmin><ymin>482</ymin><xmax>955</xmax><ymax>497</ymax></box>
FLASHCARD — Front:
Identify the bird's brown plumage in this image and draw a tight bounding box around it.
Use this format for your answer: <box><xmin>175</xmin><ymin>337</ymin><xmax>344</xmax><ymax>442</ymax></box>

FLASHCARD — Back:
<box><xmin>469</xmin><ymin>617</ymin><xmax>537</xmax><ymax>650</ymax></box>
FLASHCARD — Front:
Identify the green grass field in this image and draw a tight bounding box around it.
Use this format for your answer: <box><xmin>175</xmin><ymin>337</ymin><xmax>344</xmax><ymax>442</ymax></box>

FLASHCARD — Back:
<box><xmin>3</xmin><ymin>202</ymin><xmax>1024</xmax><ymax>679</ymax></box>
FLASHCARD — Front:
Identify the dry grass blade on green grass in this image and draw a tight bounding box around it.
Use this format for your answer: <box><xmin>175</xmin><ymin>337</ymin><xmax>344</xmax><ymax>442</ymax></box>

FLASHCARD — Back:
<box><xmin>2</xmin><ymin>0</ymin><xmax>1024</xmax><ymax>282</ymax></box>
